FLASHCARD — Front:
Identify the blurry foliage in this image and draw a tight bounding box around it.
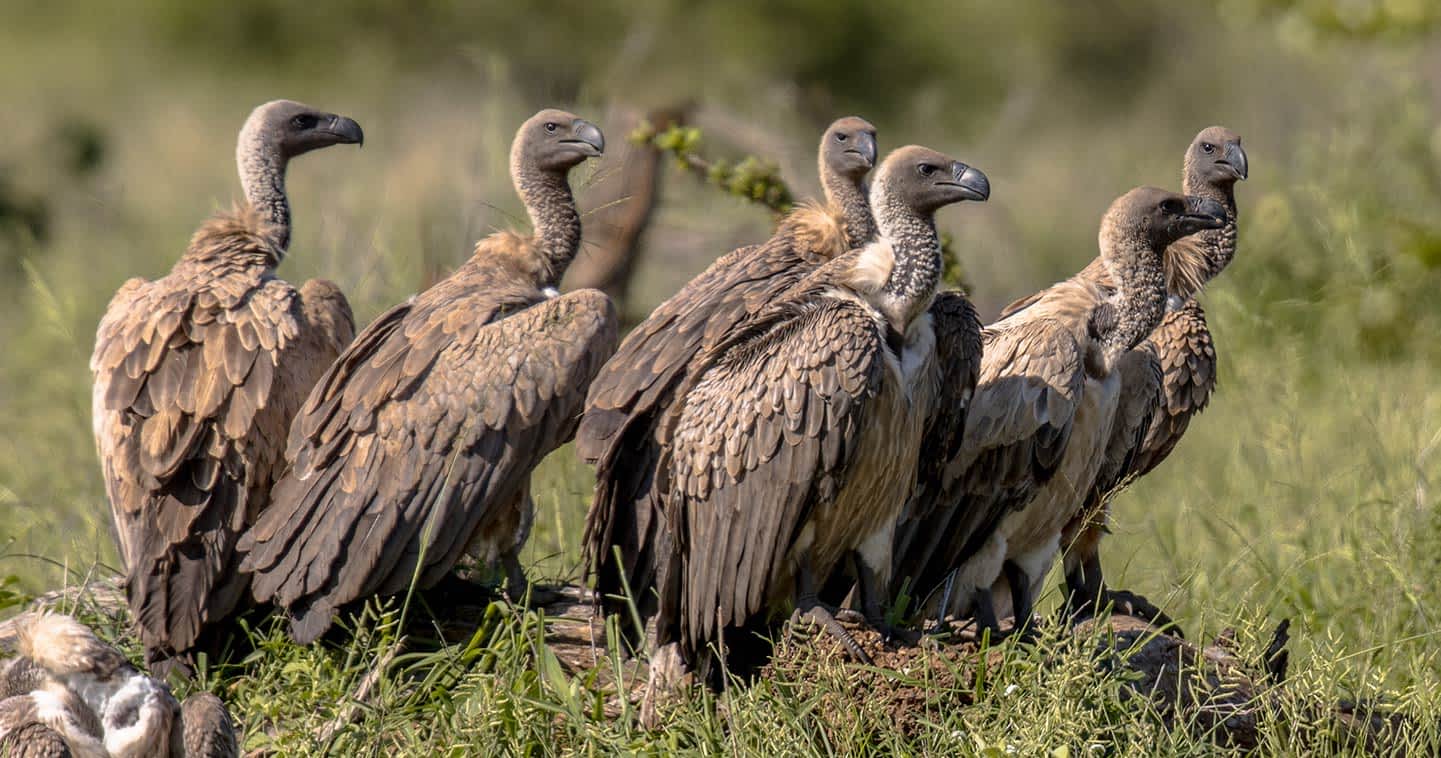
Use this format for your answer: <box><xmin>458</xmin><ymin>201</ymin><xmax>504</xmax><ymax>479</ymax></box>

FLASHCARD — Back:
<box><xmin>1224</xmin><ymin>0</ymin><xmax>1439</xmax><ymax>40</ymax></box>
<box><xmin>1234</xmin><ymin>82</ymin><xmax>1441</xmax><ymax>362</ymax></box>
<box><xmin>632</xmin><ymin>120</ymin><xmax>794</xmax><ymax>213</ymax></box>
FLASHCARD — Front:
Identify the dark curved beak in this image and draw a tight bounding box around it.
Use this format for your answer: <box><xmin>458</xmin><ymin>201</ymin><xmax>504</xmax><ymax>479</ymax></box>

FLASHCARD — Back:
<box><xmin>321</xmin><ymin>115</ymin><xmax>364</xmax><ymax>146</ymax></box>
<box><xmin>1220</xmin><ymin>141</ymin><xmax>1247</xmax><ymax>180</ymax></box>
<box><xmin>943</xmin><ymin>162</ymin><xmax>990</xmax><ymax>201</ymax></box>
<box><xmin>564</xmin><ymin>119</ymin><xmax>605</xmax><ymax>157</ymax></box>
<box><xmin>848</xmin><ymin>131</ymin><xmax>878</xmax><ymax>168</ymax></box>
<box><xmin>1182</xmin><ymin>196</ymin><xmax>1229</xmax><ymax>232</ymax></box>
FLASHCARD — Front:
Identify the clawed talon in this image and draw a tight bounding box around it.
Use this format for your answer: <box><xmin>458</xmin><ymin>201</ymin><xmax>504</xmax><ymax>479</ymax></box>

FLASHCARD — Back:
<box><xmin>789</xmin><ymin>605</ymin><xmax>874</xmax><ymax>665</ymax></box>
<box><xmin>1104</xmin><ymin>589</ymin><xmax>1181</xmax><ymax>637</ymax></box>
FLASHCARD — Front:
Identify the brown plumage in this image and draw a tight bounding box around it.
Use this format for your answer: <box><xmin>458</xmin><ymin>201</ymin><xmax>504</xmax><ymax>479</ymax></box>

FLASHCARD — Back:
<box><xmin>90</xmin><ymin>100</ymin><xmax>361</xmax><ymax>675</ymax></box>
<box><xmin>173</xmin><ymin>694</ymin><xmax>236</xmax><ymax>758</ymax></box>
<box><xmin>578</xmin><ymin>117</ymin><xmax>879</xmax><ymax>635</ymax></box>
<box><xmin>241</xmin><ymin>109</ymin><xmax>616</xmax><ymax>644</ymax></box>
<box><xmin>645</xmin><ymin>147</ymin><xmax>989</xmax><ymax>712</ymax></box>
<box><xmin>892</xmin><ymin>187</ymin><xmax>1227</xmax><ymax>636</ymax></box>
<box><xmin>1031</xmin><ymin>127</ymin><xmax>1246</xmax><ymax>619</ymax></box>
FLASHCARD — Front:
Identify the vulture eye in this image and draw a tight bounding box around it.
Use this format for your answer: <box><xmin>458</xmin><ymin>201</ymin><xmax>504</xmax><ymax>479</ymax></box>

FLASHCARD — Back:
<box><xmin>1160</xmin><ymin>198</ymin><xmax>1185</xmax><ymax>215</ymax></box>
<box><xmin>1200</xmin><ymin>142</ymin><xmax>1215</xmax><ymax>154</ymax></box>
<box><xmin>291</xmin><ymin>115</ymin><xmax>318</xmax><ymax>130</ymax></box>
<box><xmin>544</xmin><ymin>122</ymin><xmax>559</xmax><ymax>133</ymax></box>
<box><xmin>835</xmin><ymin>133</ymin><xmax>848</xmax><ymax>142</ymax></box>
<box><xmin>918</xmin><ymin>164</ymin><xmax>936</xmax><ymax>177</ymax></box>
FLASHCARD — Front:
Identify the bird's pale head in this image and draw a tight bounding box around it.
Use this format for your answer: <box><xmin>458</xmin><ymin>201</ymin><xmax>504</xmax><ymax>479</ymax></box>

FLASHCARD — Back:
<box><xmin>243</xmin><ymin>100</ymin><xmax>364</xmax><ymax>161</ymax></box>
<box><xmin>1101</xmin><ymin>186</ymin><xmax>1229</xmax><ymax>254</ymax></box>
<box><xmin>1186</xmin><ymin>125</ymin><xmax>1247</xmax><ymax>187</ymax></box>
<box><xmin>514</xmin><ymin>108</ymin><xmax>605</xmax><ymax>174</ymax></box>
<box><xmin>871</xmin><ymin>145</ymin><xmax>989</xmax><ymax>215</ymax></box>
<box><xmin>821</xmin><ymin>116</ymin><xmax>878</xmax><ymax>177</ymax></box>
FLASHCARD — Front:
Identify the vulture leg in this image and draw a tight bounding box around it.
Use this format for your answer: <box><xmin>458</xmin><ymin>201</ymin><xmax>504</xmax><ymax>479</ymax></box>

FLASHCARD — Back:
<box><xmin>639</xmin><ymin>642</ymin><xmax>687</xmax><ymax>731</ymax></box>
<box><xmin>501</xmin><ymin>551</ymin><xmax>561</xmax><ymax>607</ymax></box>
<box><xmin>790</xmin><ymin>565</ymin><xmax>873</xmax><ymax>665</ymax></box>
<box><xmin>1063</xmin><ymin>553</ymin><xmax>1180</xmax><ymax>636</ymax></box>
<box><xmin>1001</xmin><ymin>561</ymin><xmax>1039</xmax><ymax>644</ymax></box>
<box><xmin>851</xmin><ymin>556</ymin><xmax>893</xmax><ymax>638</ymax></box>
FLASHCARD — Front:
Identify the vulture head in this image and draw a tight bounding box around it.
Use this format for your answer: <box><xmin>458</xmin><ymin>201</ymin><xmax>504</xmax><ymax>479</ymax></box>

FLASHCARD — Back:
<box><xmin>821</xmin><ymin>116</ymin><xmax>878</xmax><ymax>177</ymax></box>
<box><xmin>515</xmin><ymin>108</ymin><xmax>606</xmax><ymax>174</ymax></box>
<box><xmin>242</xmin><ymin>100</ymin><xmax>364</xmax><ymax>161</ymax></box>
<box><xmin>1103</xmin><ymin>186</ymin><xmax>1228</xmax><ymax>256</ymax></box>
<box><xmin>871</xmin><ymin>145</ymin><xmax>990</xmax><ymax>215</ymax></box>
<box><xmin>1187</xmin><ymin>126</ymin><xmax>1247</xmax><ymax>186</ymax></box>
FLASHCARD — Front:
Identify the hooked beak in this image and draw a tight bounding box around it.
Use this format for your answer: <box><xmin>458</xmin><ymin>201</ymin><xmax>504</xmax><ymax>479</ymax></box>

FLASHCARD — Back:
<box><xmin>321</xmin><ymin>115</ymin><xmax>364</xmax><ymax>147</ymax></box>
<box><xmin>846</xmin><ymin>131</ymin><xmax>878</xmax><ymax>169</ymax></box>
<box><xmin>941</xmin><ymin>162</ymin><xmax>990</xmax><ymax>201</ymax></box>
<box><xmin>561</xmin><ymin>119</ymin><xmax>605</xmax><ymax>157</ymax></box>
<box><xmin>1183</xmin><ymin>196</ymin><xmax>1229</xmax><ymax>232</ymax></box>
<box><xmin>1218</xmin><ymin>141</ymin><xmax>1247</xmax><ymax>180</ymax></box>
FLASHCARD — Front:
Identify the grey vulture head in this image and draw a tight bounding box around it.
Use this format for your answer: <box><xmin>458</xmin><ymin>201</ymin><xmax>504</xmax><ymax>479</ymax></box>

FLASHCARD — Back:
<box><xmin>513</xmin><ymin>108</ymin><xmax>605</xmax><ymax>174</ymax></box>
<box><xmin>1102</xmin><ymin>186</ymin><xmax>1229</xmax><ymax>255</ymax></box>
<box><xmin>870</xmin><ymin>145</ymin><xmax>990</xmax><ymax>215</ymax></box>
<box><xmin>821</xmin><ymin>116</ymin><xmax>878</xmax><ymax>178</ymax></box>
<box><xmin>238</xmin><ymin>99</ymin><xmax>364</xmax><ymax>162</ymax></box>
<box><xmin>1186</xmin><ymin>125</ymin><xmax>1247</xmax><ymax>187</ymax></box>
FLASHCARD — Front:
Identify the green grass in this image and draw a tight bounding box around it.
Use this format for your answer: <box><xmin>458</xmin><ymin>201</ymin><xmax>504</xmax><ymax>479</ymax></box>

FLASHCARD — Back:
<box><xmin>4</xmin><ymin>6</ymin><xmax>1441</xmax><ymax>755</ymax></box>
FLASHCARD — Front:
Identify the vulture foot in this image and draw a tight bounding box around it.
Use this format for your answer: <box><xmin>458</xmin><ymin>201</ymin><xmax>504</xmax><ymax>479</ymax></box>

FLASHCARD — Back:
<box><xmin>788</xmin><ymin>605</ymin><xmax>874</xmax><ymax>665</ymax></box>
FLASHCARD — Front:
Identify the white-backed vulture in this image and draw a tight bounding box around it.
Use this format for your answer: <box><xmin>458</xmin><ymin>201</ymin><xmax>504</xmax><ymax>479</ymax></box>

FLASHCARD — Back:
<box><xmin>892</xmin><ymin>187</ymin><xmax>1227</xmax><ymax>638</ymax></box>
<box><xmin>646</xmin><ymin>147</ymin><xmax>989</xmax><ymax>713</ymax></box>
<box><xmin>577</xmin><ymin>117</ymin><xmax>879</xmax><ymax>637</ymax></box>
<box><xmin>0</xmin><ymin>613</ymin><xmax>238</xmax><ymax>758</ymax></box>
<box><xmin>1050</xmin><ymin>127</ymin><xmax>1246</xmax><ymax>620</ymax></box>
<box><xmin>240</xmin><ymin>109</ymin><xmax>617</xmax><ymax>644</ymax></box>
<box><xmin>90</xmin><ymin>100</ymin><xmax>362</xmax><ymax>675</ymax></box>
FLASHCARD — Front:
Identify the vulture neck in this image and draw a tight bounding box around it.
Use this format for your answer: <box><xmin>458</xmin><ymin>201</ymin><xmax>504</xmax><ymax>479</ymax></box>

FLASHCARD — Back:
<box><xmin>1100</xmin><ymin>237</ymin><xmax>1167</xmax><ymax>369</ymax></box>
<box><xmin>1183</xmin><ymin>173</ymin><xmax>1240</xmax><ymax>287</ymax></box>
<box><xmin>821</xmin><ymin>162</ymin><xmax>875</xmax><ymax>247</ymax></box>
<box><xmin>873</xmin><ymin>194</ymin><xmax>941</xmax><ymax>332</ymax></box>
<box><xmin>514</xmin><ymin>164</ymin><xmax>581</xmax><ymax>289</ymax></box>
<box><xmin>236</xmin><ymin>128</ymin><xmax>291</xmax><ymax>254</ymax></box>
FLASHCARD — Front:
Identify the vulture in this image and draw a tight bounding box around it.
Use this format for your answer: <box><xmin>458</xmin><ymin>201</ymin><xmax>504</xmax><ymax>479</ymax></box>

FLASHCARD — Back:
<box><xmin>892</xmin><ymin>187</ymin><xmax>1227</xmax><ymax>638</ymax></box>
<box><xmin>241</xmin><ymin>109</ymin><xmax>617</xmax><ymax>644</ymax></box>
<box><xmin>578</xmin><ymin>117</ymin><xmax>879</xmax><ymax>637</ymax></box>
<box><xmin>0</xmin><ymin>613</ymin><xmax>238</xmax><ymax>758</ymax></box>
<box><xmin>1046</xmin><ymin>127</ymin><xmax>1246</xmax><ymax>620</ymax></box>
<box><xmin>646</xmin><ymin>146</ymin><xmax>989</xmax><ymax>713</ymax></box>
<box><xmin>90</xmin><ymin>100</ymin><xmax>362</xmax><ymax>675</ymax></box>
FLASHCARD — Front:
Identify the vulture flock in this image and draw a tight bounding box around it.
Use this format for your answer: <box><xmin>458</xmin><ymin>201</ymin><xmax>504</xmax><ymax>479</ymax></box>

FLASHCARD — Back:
<box><xmin>0</xmin><ymin>97</ymin><xmax>1249</xmax><ymax>751</ymax></box>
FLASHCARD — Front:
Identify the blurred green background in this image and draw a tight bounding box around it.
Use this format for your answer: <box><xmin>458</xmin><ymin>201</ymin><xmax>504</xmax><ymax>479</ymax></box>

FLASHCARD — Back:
<box><xmin>3</xmin><ymin>0</ymin><xmax>1441</xmax><ymax>701</ymax></box>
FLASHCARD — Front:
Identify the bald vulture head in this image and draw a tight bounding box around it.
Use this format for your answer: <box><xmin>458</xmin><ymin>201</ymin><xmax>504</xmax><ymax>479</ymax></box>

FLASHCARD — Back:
<box><xmin>238</xmin><ymin>99</ymin><xmax>364</xmax><ymax>163</ymax></box>
<box><xmin>820</xmin><ymin>116</ymin><xmax>878</xmax><ymax>178</ymax></box>
<box><xmin>1185</xmin><ymin>126</ymin><xmax>1247</xmax><ymax>189</ymax></box>
<box><xmin>511</xmin><ymin>108</ymin><xmax>605</xmax><ymax>176</ymax></box>
<box><xmin>1101</xmin><ymin>186</ymin><xmax>1228</xmax><ymax>260</ymax></box>
<box><xmin>870</xmin><ymin>145</ymin><xmax>990</xmax><ymax>217</ymax></box>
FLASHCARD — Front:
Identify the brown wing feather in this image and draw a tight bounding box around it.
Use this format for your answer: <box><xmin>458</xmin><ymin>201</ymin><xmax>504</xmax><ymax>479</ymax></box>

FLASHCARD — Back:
<box><xmin>1089</xmin><ymin>345</ymin><xmax>1163</xmax><ymax>504</ymax></box>
<box><xmin>579</xmin><ymin>205</ymin><xmax>848</xmax><ymax>629</ymax></box>
<box><xmin>243</xmin><ymin>276</ymin><xmax>617</xmax><ymax>643</ymax></box>
<box><xmin>1131</xmin><ymin>299</ymin><xmax>1215</xmax><ymax>476</ymax></box>
<box><xmin>658</xmin><ymin>295</ymin><xmax>884</xmax><ymax>658</ymax></box>
<box><xmin>90</xmin><ymin>207</ymin><xmax>330</xmax><ymax>666</ymax></box>
<box><xmin>892</xmin><ymin>315</ymin><xmax>1084</xmax><ymax>601</ymax></box>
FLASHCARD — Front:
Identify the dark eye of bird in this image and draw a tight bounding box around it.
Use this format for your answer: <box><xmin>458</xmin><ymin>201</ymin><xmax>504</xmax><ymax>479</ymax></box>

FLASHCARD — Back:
<box><xmin>291</xmin><ymin>115</ymin><xmax>317</xmax><ymax>129</ymax></box>
<box><xmin>545</xmin><ymin>123</ymin><xmax>558</xmax><ymax>133</ymax></box>
<box><xmin>1201</xmin><ymin>143</ymin><xmax>1215</xmax><ymax>154</ymax></box>
<box><xmin>1161</xmin><ymin>199</ymin><xmax>1184</xmax><ymax>215</ymax></box>
<box><xmin>918</xmin><ymin>164</ymin><xmax>935</xmax><ymax>177</ymax></box>
<box><xmin>836</xmin><ymin>133</ymin><xmax>847</xmax><ymax>141</ymax></box>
